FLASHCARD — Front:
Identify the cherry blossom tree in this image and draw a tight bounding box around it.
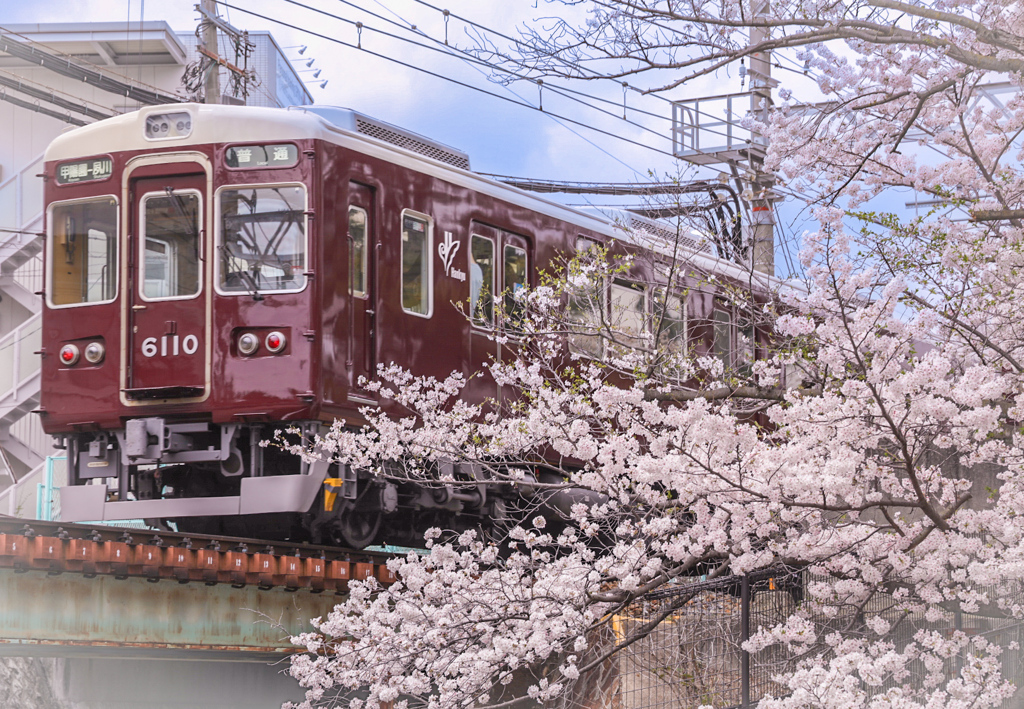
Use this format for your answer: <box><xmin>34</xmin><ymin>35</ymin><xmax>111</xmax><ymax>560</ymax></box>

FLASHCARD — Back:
<box><xmin>287</xmin><ymin>2</ymin><xmax>1024</xmax><ymax>708</ymax></box>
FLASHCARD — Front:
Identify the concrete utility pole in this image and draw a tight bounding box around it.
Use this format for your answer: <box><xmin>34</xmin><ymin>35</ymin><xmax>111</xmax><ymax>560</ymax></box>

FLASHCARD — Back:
<box><xmin>200</xmin><ymin>0</ymin><xmax>220</xmax><ymax>104</ymax></box>
<box><xmin>671</xmin><ymin>0</ymin><xmax>778</xmax><ymax>277</ymax></box>
<box><xmin>748</xmin><ymin>0</ymin><xmax>775</xmax><ymax>276</ymax></box>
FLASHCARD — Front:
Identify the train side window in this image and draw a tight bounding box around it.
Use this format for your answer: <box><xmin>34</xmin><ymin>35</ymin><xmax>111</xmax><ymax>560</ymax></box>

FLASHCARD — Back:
<box><xmin>568</xmin><ymin>237</ymin><xmax>604</xmax><ymax>358</ymax></box>
<box><xmin>713</xmin><ymin>308</ymin><xmax>732</xmax><ymax>362</ymax></box>
<box><xmin>349</xmin><ymin>206</ymin><xmax>368</xmax><ymax>297</ymax></box>
<box><xmin>140</xmin><ymin>191</ymin><xmax>201</xmax><ymax>300</ymax></box>
<box><xmin>737</xmin><ymin>316</ymin><xmax>755</xmax><ymax>370</ymax></box>
<box><xmin>470</xmin><ymin>234</ymin><xmax>494</xmax><ymax>327</ymax></box>
<box><xmin>401</xmin><ymin>211</ymin><xmax>433</xmax><ymax>317</ymax></box>
<box><xmin>608</xmin><ymin>280</ymin><xmax>646</xmax><ymax>352</ymax></box>
<box><xmin>502</xmin><ymin>244</ymin><xmax>528</xmax><ymax>328</ymax></box>
<box><xmin>48</xmin><ymin>197</ymin><xmax>119</xmax><ymax>307</ymax></box>
<box><xmin>654</xmin><ymin>287</ymin><xmax>687</xmax><ymax>376</ymax></box>
<box><xmin>217</xmin><ymin>184</ymin><xmax>307</xmax><ymax>295</ymax></box>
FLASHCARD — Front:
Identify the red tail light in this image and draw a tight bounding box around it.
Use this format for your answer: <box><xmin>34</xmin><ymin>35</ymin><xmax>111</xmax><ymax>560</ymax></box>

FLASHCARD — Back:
<box><xmin>265</xmin><ymin>331</ymin><xmax>286</xmax><ymax>354</ymax></box>
<box><xmin>59</xmin><ymin>344</ymin><xmax>80</xmax><ymax>366</ymax></box>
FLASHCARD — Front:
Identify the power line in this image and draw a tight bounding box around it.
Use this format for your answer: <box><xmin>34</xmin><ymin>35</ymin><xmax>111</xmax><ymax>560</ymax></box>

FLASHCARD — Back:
<box><xmin>0</xmin><ymin>89</ymin><xmax>87</xmax><ymax>126</ymax></box>
<box><xmin>361</xmin><ymin>0</ymin><xmax>657</xmax><ymax>183</ymax></box>
<box><xmin>338</xmin><ymin>0</ymin><xmax>674</xmax><ymax>125</ymax></box>
<box><xmin>0</xmin><ymin>68</ymin><xmax>114</xmax><ymax>116</ymax></box>
<box><xmin>216</xmin><ymin>1</ymin><xmax>683</xmax><ymax>163</ymax></box>
<box><xmin>368</xmin><ymin>0</ymin><xmax>764</xmax><ymax>152</ymax></box>
<box><xmin>0</xmin><ymin>72</ymin><xmax>113</xmax><ymax>121</ymax></box>
<box><xmin>226</xmin><ymin>0</ymin><xmax>765</xmax><ymax>170</ymax></box>
<box><xmin>264</xmin><ymin>0</ymin><xmax>676</xmax><ymax>151</ymax></box>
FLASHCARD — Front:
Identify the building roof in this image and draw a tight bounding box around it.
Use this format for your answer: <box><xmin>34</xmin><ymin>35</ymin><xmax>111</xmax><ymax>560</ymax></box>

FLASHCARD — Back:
<box><xmin>0</xmin><ymin>22</ymin><xmax>187</xmax><ymax>67</ymax></box>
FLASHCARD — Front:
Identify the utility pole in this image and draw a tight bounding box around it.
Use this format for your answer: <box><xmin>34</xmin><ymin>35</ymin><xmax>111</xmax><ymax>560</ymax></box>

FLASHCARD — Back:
<box><xmin>670</xmin><ymin>0</ymin><xmax>778</xmax><ymax>276</ymax></box>
<box><xmin>747</xmin><ymin>0</ymin><xmax>775</xmax><ymax>276</ymax></box>
<box><xmin>200</xmin><ymin>0</ymin><xmax>220</xmax><ymax>104</ymax></box>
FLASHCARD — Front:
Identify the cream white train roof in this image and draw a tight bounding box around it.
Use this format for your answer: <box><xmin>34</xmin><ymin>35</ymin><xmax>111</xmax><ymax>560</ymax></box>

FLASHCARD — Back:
<box><xmin>46</xmin><ymin>102</ymin><xmax>776</xmax><ymax>289</ymax></box>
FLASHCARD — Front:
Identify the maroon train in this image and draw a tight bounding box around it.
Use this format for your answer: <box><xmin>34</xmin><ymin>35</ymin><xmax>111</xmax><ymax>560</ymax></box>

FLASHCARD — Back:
<box><xmin>40</xmin><ymin>103</ymin><xmax>759</xmax><ymax>547</ymax></box>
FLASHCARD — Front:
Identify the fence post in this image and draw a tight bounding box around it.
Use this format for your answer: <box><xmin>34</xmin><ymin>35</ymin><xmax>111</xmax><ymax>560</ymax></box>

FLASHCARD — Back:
<box><xmin>741</xmin><ymin>574</ymin><xmax>751</xmax><ymax>708</ymax></box>
<box><xmin>954</xmin><ymin>606</ymin><xmax>963</xmax><ymax>679</ymax></box>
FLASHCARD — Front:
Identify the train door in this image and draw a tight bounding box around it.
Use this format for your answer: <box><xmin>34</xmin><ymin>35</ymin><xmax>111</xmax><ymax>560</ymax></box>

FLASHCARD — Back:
<box><xmin>347</xmin><ymin>182</ymin><xmax>376</xmax><ymax>394</ymax></box>
<box><xmin>124</xmin><ymin>171</ymin><xmax>209</xmax><ymax>400</ymax></box>
<box><xmin>500</xmin><ymin>231</ymin><xmax>531</xmax><ymax>331</ymax></box>
<box><xmin>466</xmin><ymin>222</ymin><xmax>500</xmax><ymax>403</ymax></box>
<box><xmin>493</xmin><ymin>229</ymin><xmax>532</xmax><ymax>406</ymax></box>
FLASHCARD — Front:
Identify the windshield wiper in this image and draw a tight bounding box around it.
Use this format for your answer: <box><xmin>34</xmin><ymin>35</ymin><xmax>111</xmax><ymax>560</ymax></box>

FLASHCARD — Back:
<box><xmin>218</xmin><ymin>244</ymin><xmax>264</xmax><ymax>301</ymax></box>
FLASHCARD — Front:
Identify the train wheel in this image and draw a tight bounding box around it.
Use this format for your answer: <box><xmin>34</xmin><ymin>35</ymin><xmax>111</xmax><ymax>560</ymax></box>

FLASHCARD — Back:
<box><xmin>338</xmin><ymin>507</ymin><xmax>383</xmax><ymax>549</ymax></box>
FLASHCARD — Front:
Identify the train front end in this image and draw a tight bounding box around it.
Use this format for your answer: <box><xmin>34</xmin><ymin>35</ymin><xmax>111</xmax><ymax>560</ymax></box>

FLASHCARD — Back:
<box><xmin>41</xmin><ymin>104</ymin><xmax>326</xmax><ymax>537</ymax></box>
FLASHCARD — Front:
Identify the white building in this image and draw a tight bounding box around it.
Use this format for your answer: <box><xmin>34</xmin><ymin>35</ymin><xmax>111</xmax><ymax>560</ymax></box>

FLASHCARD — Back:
<box><xmin>0</xmin><ymin>19</ymin><xmax>312</xmax><ymax>502</ymax></box>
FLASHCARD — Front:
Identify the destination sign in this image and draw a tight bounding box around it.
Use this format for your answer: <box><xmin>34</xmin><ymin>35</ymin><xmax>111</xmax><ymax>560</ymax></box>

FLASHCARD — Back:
<box><xmin>225</xmin><ymin>143</ymin><xmax>299</xmax><ymax>169</ymax></box>
<box><xmin>56</xmin><ymin>157</ymin><xmax>114</xmax><ymax>185</ymax></box>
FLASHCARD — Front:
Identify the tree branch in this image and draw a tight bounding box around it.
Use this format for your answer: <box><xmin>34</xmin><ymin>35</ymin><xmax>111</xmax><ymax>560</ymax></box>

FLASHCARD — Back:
<box><xmin>643</xmin><ymin>384</ymin><xmax>822</xmax><ymax>403</ymax></box>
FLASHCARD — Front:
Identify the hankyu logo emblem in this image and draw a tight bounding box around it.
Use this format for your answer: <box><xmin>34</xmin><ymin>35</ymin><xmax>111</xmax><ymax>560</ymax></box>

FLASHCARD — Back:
<box><xmin>438</xmin><ymin>231</ymin><xmax>461</xmax><ymax>277</ymax></box>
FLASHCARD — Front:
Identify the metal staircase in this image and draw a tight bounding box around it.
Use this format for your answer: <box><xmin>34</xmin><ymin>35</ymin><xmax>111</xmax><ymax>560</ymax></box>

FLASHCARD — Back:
<box><xmin>0</xmin><ymin>154</ymin><xmax>46</xmax><ymax>488</ymax></box>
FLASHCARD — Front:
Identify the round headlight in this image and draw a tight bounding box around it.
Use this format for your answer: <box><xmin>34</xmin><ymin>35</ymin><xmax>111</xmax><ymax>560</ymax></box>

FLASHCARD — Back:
<box><xmin>59</xmin><ymin>344</ymin><xmax>80</xmax><ymax>366</ymax></box>
<box><xmin>265</xmin><ymin>331</ymin><xmax>286</xmax><ymax>354</ymax></box>
<box><xmin>238</xmin><ymin>333</ymin><xmax>259</xmax><ymax>356</ymax></box>
<box><xmin>83</xmin><ymin>342</ymin><xmax>105</xmax><ymax>364</ymax></box>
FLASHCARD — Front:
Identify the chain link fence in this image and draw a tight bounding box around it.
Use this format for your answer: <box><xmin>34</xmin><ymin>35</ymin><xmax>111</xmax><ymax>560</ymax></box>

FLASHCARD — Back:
<box><xmin>565</xmin><ymin>568</ymin><xmax>1024</xmax><ymax>709</ymax></box>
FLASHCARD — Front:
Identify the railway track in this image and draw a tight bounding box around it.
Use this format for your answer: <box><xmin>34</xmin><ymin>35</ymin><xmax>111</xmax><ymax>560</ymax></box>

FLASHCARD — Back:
<box><xmin>0</xmin><ymin>515</ymin><xmax>399</xmax><ymax>592</ymax></box>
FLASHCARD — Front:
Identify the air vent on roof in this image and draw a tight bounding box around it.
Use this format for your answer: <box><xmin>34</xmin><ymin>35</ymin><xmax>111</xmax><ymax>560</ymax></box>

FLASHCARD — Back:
<box><xmin>621</xmin><ymin>212</ymin><xmax>712</xmax><ymax>255</ymax></box>
<box><xmin>354</xmin><ymin>117</ymin><xmax>470</xmax><ymax>170</ymax></box>
<box><xmin>579</xmin><ymin>207</ymin><xmax>713</xmax><ymax>256</ymax></box>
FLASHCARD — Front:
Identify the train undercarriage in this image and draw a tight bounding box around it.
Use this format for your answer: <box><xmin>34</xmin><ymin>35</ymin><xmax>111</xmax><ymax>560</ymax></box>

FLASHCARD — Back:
<box><xmin>56</xmin><ymin>418</ymin><xmax>540</xmax><ymax>549</ymax></box>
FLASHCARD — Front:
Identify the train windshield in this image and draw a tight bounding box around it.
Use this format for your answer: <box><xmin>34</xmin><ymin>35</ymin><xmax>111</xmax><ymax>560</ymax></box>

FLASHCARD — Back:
<box><xmin>217</xmin><ymin>184</ymin><xmax>307</xmax><ymax>294</ymax></box>
<box><xmin>141</xmin><ymin>191</ymin><xmax>201</xmax><ymax>300</ymax></box>
<box><xmin>48</xmin><ymin>197</ymin><xmax>118</xmax><ymax>307</ymax></box>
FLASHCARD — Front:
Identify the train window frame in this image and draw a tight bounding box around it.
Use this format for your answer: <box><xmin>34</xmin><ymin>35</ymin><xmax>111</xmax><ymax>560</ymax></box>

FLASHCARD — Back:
<box><xmin>653</xmin><ymin>286</ymin><xmax>687</xmax><ymax>378</ymax></box>
<box><xmin>567</xmin><ymin>236</ymin><xmax>605</xmax><ymax>359</ymax></box>
<box><xmin>400</xmin><ymin>209</ymin><xmax>434</xmax><ymax>318</ymax></box>
<box><xmin>349</xmin><ymin>206</ymin><xmax>369</xmax><ymax>299</ymax></box>
<box><xmin>502</xmin><ymin>242</ymin><xmax>529</xmax><ymax>330</ymax></box>
<box><xmin>214</xmin><ymin>182</ymin><xmax>309</xmax><ymax>298</ymax></box>
<box><xmin>608</xmin><ymin>279</ymin><xmax>648</xmax><ymax>352</ymax></box>
<box><xmin>137</xmin><ymin>188</ymin><xmax>204</xmax><ymax>303</ymax></box>
<box><xmin>712</xmin><ymin>307</ymin><xmax>733</xmax><ymax>363</ymax></box>
<box><xmin>737</xmin><ymin>315</ymin><xmax>756</xmax><ymax>371</ymax></box>
<box><xmin>46</xmin><ymin>195</ymin><xmax>120</xmax><ymax>310</ymax></box>
<box><xmin>469</xmin><ymin>233</ymin><xmax>495</xmax><ymax>329</ymax></box>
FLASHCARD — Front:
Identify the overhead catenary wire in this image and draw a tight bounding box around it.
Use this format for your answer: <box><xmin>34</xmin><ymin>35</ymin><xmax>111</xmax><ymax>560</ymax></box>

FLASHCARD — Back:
<box><xmin>0</xmin><ymin>68</ymin><xmax>115</xmax><ymax>118</ymax></box>
<box><xmin>256</xmin><ymin>0</ymin><xmax>678</xmax><ymax>152</ymax></box>
<box><xmin>219</xmin><ymin>0</ymin><xmax>807</xmax><ymax>267</ymax></box>
<box><xmin>360</xmin><ymin>0</ymin><xmax>796</xmax><ymax>180</ymax></box>
<box><xmin>359</xmin><ymin>0</ymin><xmax>659</xmax><ymax>183</ymax></box>
<box><xmin>368</xmin><ymin>0</ymin><xmax>761</xmax><ymax>148</ymax></box>
<box><xmin>0</xmin><ymin>71</ymin><xmax>114</xmax><ymax>121</ymax></box>
<box><xmin>0</xmin><ymin>89</ymin><xmax>87</xmax><ymax>126</ymax></box>
<box><xmin>335</xmin><ymin>0</ymin><xmax>675</xmax><ymax>125</ymax></box>
<box><xmin>225</xmin><ymin>0</ymin><xmax>749</xmax><ymax>154</ymax></box>
<box><xmin>215</xmin><ymin>1</ymin><xmax>685</xmax><ymax>164</ymax></box>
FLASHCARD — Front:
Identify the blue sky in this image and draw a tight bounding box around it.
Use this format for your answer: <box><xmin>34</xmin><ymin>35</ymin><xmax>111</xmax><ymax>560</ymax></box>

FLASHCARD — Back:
<box><xmin>1</xmin><ymin>0</ymin><xmax>695</xmax><ymax>184</ymax></box>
